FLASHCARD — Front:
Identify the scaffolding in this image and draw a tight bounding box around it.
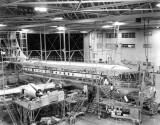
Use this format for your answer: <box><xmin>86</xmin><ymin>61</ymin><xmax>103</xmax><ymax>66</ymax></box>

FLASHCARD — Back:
<box><xmin>0</xmin><ymin>31</ymin><xmax>28</xmax><ymax>125</ymax></box>
<box><xmin>13</xmin><ymin>92</ymin><xmax>65</xmax><ymax>125</ymax></box>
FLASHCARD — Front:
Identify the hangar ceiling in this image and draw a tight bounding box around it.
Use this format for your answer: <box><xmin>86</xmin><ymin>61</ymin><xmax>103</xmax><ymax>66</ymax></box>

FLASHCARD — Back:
<box><xmin>1</xmin><ymin>0</ymin><xmax>160</xmax><ymax>33</ymax></box>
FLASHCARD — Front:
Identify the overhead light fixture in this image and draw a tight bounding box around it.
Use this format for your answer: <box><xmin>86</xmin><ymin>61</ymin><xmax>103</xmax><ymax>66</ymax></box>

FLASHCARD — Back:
<box><xmin>102</xmin><ymin>25</ymin><xmax>113</xmax><ymax>28</ymax></box>
<box><xmin>57</xmin><ymin>26</ymin><xmax>66</xmax><ymax>31</ymax></box>
<box><xmin>113</xmin><ymin>22</ymin><xmax>125</xmax><ymax>26</ymax></box>
<box><xmin>21</xmin><ymin>29</ymin><xmax>29</xmax><ymax>32</ymax></box>
<box><xmin>0</xmin><ymin>24</ymin><xmax>6</xmax><ymax>27</ymax></box>
<box><xmin>50</xmin><ymin>26</ymin><xmax>58</xmax><ymax>28</ymax></box>
<box><xmin>156</xmin><ymin>3</ymin><xmax>160</xmax><ymax>7</ymax></box>
<box><xmin>55</xmin><ymin>31</ymin><xmax>63</xmax><ymax>34</ymax></box>
<box><xmin>34</xmin><ymin>7</ymin><xmax>48</xmax><ymax>12</ymax></box>
<box><xmin>53</xmin><ymin>17</ymin><xmax>63</xmax><ymax>20</ymax></box>
<box><xmin>80</xmin><ymin>31</ymin><xmax>88</xmax><ymax>33</ymax></box>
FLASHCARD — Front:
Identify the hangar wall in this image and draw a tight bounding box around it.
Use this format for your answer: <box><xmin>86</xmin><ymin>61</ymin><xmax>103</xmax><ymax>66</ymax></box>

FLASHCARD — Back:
<box><xmin>83</xmin><ymin>29</ymin><xmax>160</xmax><ymax>71</ymax></box>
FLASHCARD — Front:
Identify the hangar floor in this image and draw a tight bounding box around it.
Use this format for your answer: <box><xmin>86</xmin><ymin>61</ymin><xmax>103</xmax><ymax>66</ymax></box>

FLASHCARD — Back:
<box><xmin>0</xmin><ymin>73</ymin><xmax>160</xmax><ymax>125</ymax></box>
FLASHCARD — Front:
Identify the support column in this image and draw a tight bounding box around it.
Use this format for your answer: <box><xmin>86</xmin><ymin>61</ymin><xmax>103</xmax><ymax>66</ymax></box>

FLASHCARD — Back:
<box><xmin>63</xmin><ymin>31</ymin><xmax>66</xmax><ymax>62</ymax></box>
<box><xmin>44</xmin><ymin>27</ymin><xmax>47</xmax><ymax>60</ymax></box>
<box><xmin>23</xmin><ymin>108</ymin><xmax>28</xmax><ymax>125</ymax></box>
<box><xmin>68</xmin><ymin>32</ymin><xmax>70</xmax><ymax>62</ymax></box>
<box><xmin>62</xmin><ymin>101</ymin><xmax>65</xmax><ymax>118</ymax></box>
<box><xmin>29</xmin><ymin>110</ymin><xmax>35</xmax><ymax>124</ymax></box>
<box><xmin>40</xmin><ymin>29</ymin><xmax>43</xmax><ymax>61</ymax></box>
<box><xmin>59</xmin><ymin>33</ymin><xmax>62</xmax><ymax>61</ymax></box>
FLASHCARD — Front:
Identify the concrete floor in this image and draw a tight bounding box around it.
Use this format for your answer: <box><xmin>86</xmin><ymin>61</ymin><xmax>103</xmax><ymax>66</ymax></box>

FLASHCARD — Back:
<box><xmin>57</xmin><ymin>74</ymin><xmax>160</xmax><ymax>125</ymax></box>
<box><xmin>0</xmin><ymin>73</ymin><xmax>160</xmax><ymax>125</ymax></box>
<box><xmin>57</xmin><ymin>113</ymin><xmax>160</xmax><ymax>125</ymax></box>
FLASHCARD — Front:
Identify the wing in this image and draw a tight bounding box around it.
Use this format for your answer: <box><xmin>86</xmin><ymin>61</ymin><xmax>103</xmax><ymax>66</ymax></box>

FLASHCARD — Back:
<box><xmin>36</xmin><ymin>83</ymin><xmax>55</xmax><ymax>91</ymax></box>
<box><xmin>0</xmin><ymin>88</ymin><xmax>21</xmax><ymax>96</ymax></box>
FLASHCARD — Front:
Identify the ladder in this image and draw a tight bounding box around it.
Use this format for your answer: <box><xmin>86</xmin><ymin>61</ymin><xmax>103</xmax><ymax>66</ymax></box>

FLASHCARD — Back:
<box><xmin>8</xmin><ymin>103</ymin><xmax>20</xmax><ymax>122</ymax></box>
<box><xmin>66</xmin><ymin>95</ymin><xmax>85</xmax><ymax>122</ymax></box>
<box><xmin>4</xmin><ymin>102</ymin><xmax>18</xmax><ymax>125</ymax></box>
<box><xmin>73</xmin><ymin>98</ymin><xmax>84</xmax><ymax>113</ymax></box>
<box><xmin>87</xmin><ymin>97</ymin><xmax>97</xmax><ymax>113</ymax></box>
<box><xmin>100</xmin><ymin>85</ymin><xmax>111</xmax><ymax>99</ymax></box>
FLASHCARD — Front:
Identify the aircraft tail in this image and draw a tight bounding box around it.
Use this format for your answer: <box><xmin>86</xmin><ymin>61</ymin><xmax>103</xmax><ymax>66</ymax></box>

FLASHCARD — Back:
<box><xmin>1</xmin><ymin>32</ymin><xmax>27</xmax><ymax>62</ymax></box>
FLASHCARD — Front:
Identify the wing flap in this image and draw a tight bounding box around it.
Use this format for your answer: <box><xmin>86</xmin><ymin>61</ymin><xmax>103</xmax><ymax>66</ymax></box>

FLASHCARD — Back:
<box><xmin>0</xmin><ymin>88</ymin><xmax>21</xmax><ymax>96</ymax></box>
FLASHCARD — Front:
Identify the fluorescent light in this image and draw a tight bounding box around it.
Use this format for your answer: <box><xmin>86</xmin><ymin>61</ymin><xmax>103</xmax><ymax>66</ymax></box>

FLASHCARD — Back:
<box><xmin>80</xmin><ymin>31</ymin><xmax>88</xmax><ymax>33</ymax></box>
<box><xmin>21</xmin><ymin>29</ymin><xmax>29</xmax><ymax>32</ymax></box>
<box><xmin>53</xmin><ymin>17</ymin><xmax>63</xmax><ymax>20</ymax></box>
<box><xmin>55</xmin><ymin>31</ymin><xmax>63</xmax><ymax>34</ymax></box>
<box><xmin>57</xmin><ymin>26</ymin><xmax>66</xmax><ymax>31</ymax></box>
<box><xmin>34</xmin><ymin>7</ymin><xmax>47</xmax><ymax>12</ymax></box>
<box><xmin>156</xmin><ymin>3</ymin><xmax>160</xmax><ymax>7</ymax></box>
<box><xmin>113</xmin><ymin>22</ymin><xmax>125</xmax><ymax>26</ymax></box>
<box><xmin>102</xmin><ymin>25</ymin><xmax>113</xmax><ymax>28</ymax></box>
<box><xmin>0</xmin><ymin>24</ymin><xmax>6</xmax><ymax>27</ymax></box>
<box><xmin>50</xmin><ymin>26</ymin><xmax>58</xmax><ymax>28</ymax></box>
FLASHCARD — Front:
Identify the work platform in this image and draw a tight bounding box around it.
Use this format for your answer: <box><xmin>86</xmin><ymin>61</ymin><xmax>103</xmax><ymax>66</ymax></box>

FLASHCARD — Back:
<box><xmin>14</xmin><ymin>90</ymin><xmax>64</xmax><ymax>110</ymax></box>
<box><xmin>11</xmin><ymin>90</ymin><xmax>65</xmax><ymax>125</ymax></box>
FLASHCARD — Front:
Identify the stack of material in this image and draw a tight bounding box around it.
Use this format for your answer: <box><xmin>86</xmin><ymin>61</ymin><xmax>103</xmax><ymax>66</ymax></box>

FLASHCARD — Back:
<box><xmin>40</xmin><ymin>116</ymin><xmax>61</xmax><ymax>125</ymax></box>
<box><xmin>69</xmin><ymin>116</ymin><xmax>76</xmax><ymax>124</ymax></box>
<box><xmin>142</xmin><ymin>99</ymin><xmax>158</xmax><ymax>115</ymax></box>
<box><xmin>67</xmin><ymin>92</ymin><xmax>78</xmax><ymax>101</ymax></box>
<box><xmin>151</xmin><ymin>102</ymin><xmax>158</xmax><ymax>115</ymax></box>
<box><xmin>40</xmin><ymin>117</ymin><xmax>52</xmax><ymax>124</ymax></box>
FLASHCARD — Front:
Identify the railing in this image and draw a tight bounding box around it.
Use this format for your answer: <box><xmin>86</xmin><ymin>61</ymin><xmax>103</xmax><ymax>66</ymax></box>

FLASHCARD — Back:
<box><xmin>29</xmin><ymin>56</ymin><xmax>84</xmax><ymax>62</ymax></box>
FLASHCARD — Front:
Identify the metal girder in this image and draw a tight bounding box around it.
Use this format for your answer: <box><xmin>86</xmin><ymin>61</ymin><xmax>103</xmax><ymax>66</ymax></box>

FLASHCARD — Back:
<box><xmin>0</xmin><ymin>0</ymin><xmax>25</xmax><ymax>6</ymax></box>
<box><xmin>80</xmin><ymin>1</ymin><xmax>146</xmax><ymax>10</ymax></box>
<box><xmin>5</xmin><ymin>0</ymin><xmax>160</xmax><ymax>6</ymax></box>
<box><xmin>14</xmin><ymin>11</ymin><xmax>160</xmax><ymax>29</ymax></box>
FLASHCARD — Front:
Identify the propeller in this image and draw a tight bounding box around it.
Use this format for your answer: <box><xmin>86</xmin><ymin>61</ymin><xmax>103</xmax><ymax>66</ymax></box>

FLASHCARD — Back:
<box><xmin>29</xmin><ymin>83</ymin><xmax>43</xmax><ymax>97</ymax></box>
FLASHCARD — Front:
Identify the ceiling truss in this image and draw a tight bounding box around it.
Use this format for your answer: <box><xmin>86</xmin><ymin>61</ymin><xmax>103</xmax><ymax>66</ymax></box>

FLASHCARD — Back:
<box><xmin>0</xmin><ymin>0</ymin><xmax>160</xmax><ymax>32</ymax></box>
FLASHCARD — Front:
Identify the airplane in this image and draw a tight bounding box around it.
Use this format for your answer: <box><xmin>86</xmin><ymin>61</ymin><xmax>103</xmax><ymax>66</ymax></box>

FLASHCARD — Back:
<box><xmin>0</xmin><ymin>78</ymin><xmax>59</xmax><ymax>100</ymax></box>
<box><xmin>1</xmin><ymin>36</ymin><xmax>134</xmax><ymax>83</ymax></box>
<box><xmin>0</xmin><ymin>35</ymin><xmax>156</xmax><ymax>105</ymax></box>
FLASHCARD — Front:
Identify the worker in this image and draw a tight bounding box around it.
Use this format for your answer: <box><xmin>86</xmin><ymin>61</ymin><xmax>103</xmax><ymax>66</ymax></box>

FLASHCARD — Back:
<box><xmin>0</xmin><ymin>50</ymin><xmax>5</xmax><ymax>56</ymax></box>
<box><xmin>103</xmin><ymin>77</ymin><xmax>109</xmax><ymax>85</ymax></box>
<box><xmin>83</xmin><ymin>85</ymin><xmax>88</xmax><ymax>97</ymax></box>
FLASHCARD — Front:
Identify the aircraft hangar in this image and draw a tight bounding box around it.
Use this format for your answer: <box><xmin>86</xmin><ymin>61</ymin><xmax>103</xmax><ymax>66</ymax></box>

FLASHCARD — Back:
<box><xmin>0</xmin><ymin>0</ymin><xmax>160</xmax><ymax>125</ymax></box>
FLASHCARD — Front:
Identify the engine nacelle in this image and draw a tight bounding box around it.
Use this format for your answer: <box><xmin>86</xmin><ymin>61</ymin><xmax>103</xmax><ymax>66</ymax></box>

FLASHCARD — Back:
<box><xmin>22</xmin><ymin>83</ymin><xmax>43</xmax><ymax>99</ymax></box>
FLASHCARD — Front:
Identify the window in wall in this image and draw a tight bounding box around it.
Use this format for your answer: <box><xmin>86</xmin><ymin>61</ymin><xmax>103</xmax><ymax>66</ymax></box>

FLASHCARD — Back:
<box><xmin>106</xmin><ymin>33</ymin><xmax>117</xmax><ymax>38</ymax></box>
<box><xmin>97</xmin><ymin>33</ymin><xmax>103</xmax><ymax>38</ymax></box>
<box><xmin>93</xmin><ymin>53</ymin><xmax>97</xmax><ymax>59</ymax></box>
<box><xmin>97</xmin><ymin>43</ymin><xmax>102</xmax><ymax>49</ymax></box>
<box><xmin>122</xmin><ymin>32</ymin><xmax>135</xmax><ymax>38</ymax></box>
<box><xmin>144</xmin><ymin>31</ymin><xmax>152</xmax><ymax>36</ymax></box>
<box><xmin>143</xmin><ymin>62</ymin><xmax>151</xmax><ymax>66</ymax></box>
<box><xmin>121</xmin><ymin>44</ymin><xmax>135</xmax><ymax>48</ymax></box>
<box><xmin>143</xmin><ymin>44</ymin><xmax>152</xmax><ymax>48</ymax></box>
<box><xmin>106</xmin><ymin>44</ymin><xmax>117</xmax><ymax>49</ymax></box>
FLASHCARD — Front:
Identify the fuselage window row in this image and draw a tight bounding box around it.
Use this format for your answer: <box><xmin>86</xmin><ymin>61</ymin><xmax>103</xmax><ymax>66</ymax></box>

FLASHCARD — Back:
<box><xmin>22</xmin><ymin>67</ymin><xmax>102</xmax><ymax>80</ymax></box>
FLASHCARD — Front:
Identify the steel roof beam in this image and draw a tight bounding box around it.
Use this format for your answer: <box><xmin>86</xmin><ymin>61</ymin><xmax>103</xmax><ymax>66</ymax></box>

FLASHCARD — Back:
<box><xmin>7</xmin><ymin>0</ymin><xmax>160</xmax><ymax>6</ymax></box>
<box><xmin>14</xmin><ymin>11</ymin><xmax>160</xmax><ymax>29</ymax></box>
<box><xmin>80</xmin><ymin>1</ymin><xmax>146</xmax><ymax>10</ymax></box>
